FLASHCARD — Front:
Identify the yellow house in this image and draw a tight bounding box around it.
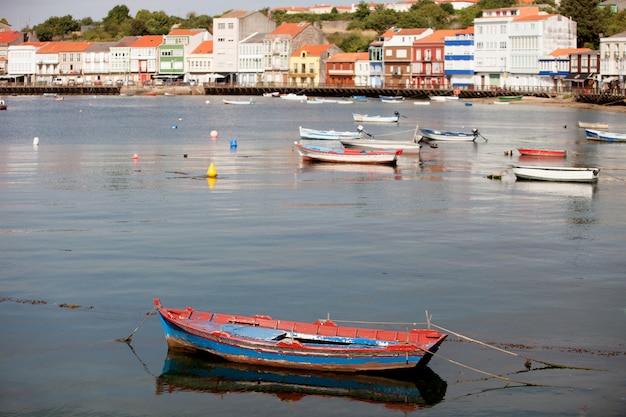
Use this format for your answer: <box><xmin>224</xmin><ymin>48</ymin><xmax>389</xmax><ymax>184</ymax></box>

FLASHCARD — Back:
<box><xmin>289</xmin><ymin>44</ymin><xmax>341</xmax><ymax>87</ymax></box>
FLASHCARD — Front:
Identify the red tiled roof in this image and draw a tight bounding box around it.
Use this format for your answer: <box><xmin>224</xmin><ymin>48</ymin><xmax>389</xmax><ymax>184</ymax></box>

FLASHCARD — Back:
<box><xmin>271</xmin><ymin>22</ymin><xmax>310</xmax><ymax>37</ymax></box>
<box><xmin>36</xmin><ymin>41</ymin><xmax>93</xmax><ymax>53</ymax></box>
<box><xmin>380</xmin><ymin>28</ymin><xmax>430</xmax><ymax>39</ymax></box>
<box><xmin>168</xmin><ymin>29</ymin><xmax>206</xmax><ymax>36</ymax></box>
<box><xmin>191</xmin><ymin>40</ymin><xmax>213</xmax><ymax>54</ymax></box>
<box><xmin>415</xmin><ymin>28</ymin><xmax>474</xmax><ymax>43</ymax></box>
<box><xmin>292</xmin><ymin>44</ymin><xmax>334</xmax><ymax>57</ymax></box>
<box><xmin>0</xmin><ymin>31</ymin><xmax>22</xmax><ymax>43</ymax></box>
<box><xmin>550</xmin><ymin>48</ymin><xmax>591</xmax><ymax>56</ymax></box>
<box><xmin>327</xmin><ymin>52</ymin><xmax>361</xmax><ymax>62</ymax></box>
<box><xmin>131</xmin><ymin>36</ymin><xmax>163</xmax><ymax>47</ymax></box>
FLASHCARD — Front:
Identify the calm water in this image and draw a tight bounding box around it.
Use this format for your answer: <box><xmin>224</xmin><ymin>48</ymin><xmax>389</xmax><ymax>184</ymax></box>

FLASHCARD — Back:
<box><xmin>1</xmin><ymin>95</ymin><xmax>625</xmax><ymax>416</ymax></box>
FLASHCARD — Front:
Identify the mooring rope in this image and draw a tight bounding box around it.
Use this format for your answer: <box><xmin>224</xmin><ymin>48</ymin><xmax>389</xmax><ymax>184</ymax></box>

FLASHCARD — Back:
<box><xmin>116</xmin><ymin>305</ymin><xmax>158</xmax><ymax>343</ymax></box>
<box><xmin>419</xmin><ymin>347</ymin><xmax>549</xmax><ymax>387</ymax></box>
<box><xmin>429</xmin><ymin>323</ymin><xmax>598</xmax><ymax>371</ymax></box>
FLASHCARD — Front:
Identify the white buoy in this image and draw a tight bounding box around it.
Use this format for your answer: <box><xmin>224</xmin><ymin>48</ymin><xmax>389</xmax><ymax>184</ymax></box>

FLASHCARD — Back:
<box><xmin>33</xmin><ymin>137</ymin><xmax>39</xmax><ymax>145</ymax></box>
<box><xmin>210</xmin><ymin>130</ymin><xmax>218</xmax><ymax>139</ymax></box>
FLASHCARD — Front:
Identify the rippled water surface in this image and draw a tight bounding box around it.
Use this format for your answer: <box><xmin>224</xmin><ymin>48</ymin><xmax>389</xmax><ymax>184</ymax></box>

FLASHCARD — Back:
<box><xmin>1</xmin><ymin>94</ymin><xmax>625</xmax><ymax>416</ymax></box>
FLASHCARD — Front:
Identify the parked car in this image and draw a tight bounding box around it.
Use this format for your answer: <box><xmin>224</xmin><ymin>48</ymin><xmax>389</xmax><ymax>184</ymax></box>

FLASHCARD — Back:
<box><xmin>154</xmin><ymin>79</ymin><xmax>164</xmax><ymax>86</ymax></box>
<box><xmin>104</xmin><ymin>79</ymin><xmax>113</xmax><ymax>86</ymax></box>
<box><xmin>53</xmin><ymin>77</ymin><xmax>63</xmax><ymax>85</ymax></box>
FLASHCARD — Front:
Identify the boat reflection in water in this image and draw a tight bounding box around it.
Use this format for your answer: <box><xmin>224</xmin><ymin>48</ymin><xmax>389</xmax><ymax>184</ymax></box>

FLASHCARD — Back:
<box><xmin>156</xmin><ymin>350</ymin><xmax>447</xmax><ymax>412</ymax></box>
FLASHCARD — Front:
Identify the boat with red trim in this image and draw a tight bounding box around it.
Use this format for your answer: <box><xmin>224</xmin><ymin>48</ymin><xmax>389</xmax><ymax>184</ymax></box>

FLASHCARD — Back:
<box><xmin>517</xmin><ymin>148</ymin><xmax>566</xmax><ymax>157</ymax></box>
<box><xmin>153</xmin><ymin>299</ymin><xmax>447</xmax><ymax>373</ymax></box>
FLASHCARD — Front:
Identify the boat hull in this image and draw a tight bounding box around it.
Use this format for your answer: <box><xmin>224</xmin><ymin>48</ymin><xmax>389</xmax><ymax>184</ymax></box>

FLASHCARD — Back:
<box><xmin>295</xmin><ymin>143</ymin><xmax>401</xmax><ymax>165</ymax></box>
<box><xmin>352</xmin><ymin>113</ymin><xmax>400</xmax><ymax>123</ymax></box>
<box><xmin>517</xmin><ymin>148</ymin><xmax>566</xmax><ymax>157</ymax></box>
<box><xmin>578</xmin><ymin>121</ymin><xmax>608</xmax><ymax>129</ymax></box>
<box><xmin>340</xmin><ymin>138</ymin><xmax>422</xmax><ymax>154</ymax></box>
<box><xmin>512</xmin><ymin>165</ymin><xmax>600</xmax><ymax>182</ymax></box>
<box><xmin>299</xmin><ymin>126</ymin><xmax>362</xmax><ymax>140</ymax></box>
<box><xmin>419</xmin><ymin>128</ymin><xmax>477</xmax><ymax>142</ymax></box>
<box><xmin>584</xmin><ymin>129</ymin><xmax>626</xmax><ymax>142</ymax></box>
<box><xmin>155</xmin><ymin>300</ymin><xmax>446</xmax><ymax>372</ymax></box>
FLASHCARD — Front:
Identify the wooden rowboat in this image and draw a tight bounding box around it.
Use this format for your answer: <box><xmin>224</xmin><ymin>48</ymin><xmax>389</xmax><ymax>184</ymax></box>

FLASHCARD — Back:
<box><xmin>294</xmin><ymin>142</ymin><xmax>402</xmax><ymax>165</ymax></box>
<box><xmin>154</xmin><ymin>299</ymin><xmax>446</xmax><ymax>372</ymax></box>
<box><xmin>512</xmin><ymin>165</ymin><xmax>600</xmax><ymax>182</ymax></box>
<box><xmin>517</xmin><ymin>148</ymin><xmax>566</xmax><ymax>157</ymax></box>
<box><xmin>584</xmin><ymin>129</ymin><xmax>626</xmax><ymax>142</ymax></box>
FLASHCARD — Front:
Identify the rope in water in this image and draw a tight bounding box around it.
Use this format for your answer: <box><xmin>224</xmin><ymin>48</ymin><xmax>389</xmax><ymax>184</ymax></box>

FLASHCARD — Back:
<box><xmin>116</xmin><ymin>305</ymin><xmax>158</xmax><ymax>343</ymax></box>
<box><xmin>330</xmin><ymin>317</ymin><xmax>598</xmax><ymax>371</ymax></box>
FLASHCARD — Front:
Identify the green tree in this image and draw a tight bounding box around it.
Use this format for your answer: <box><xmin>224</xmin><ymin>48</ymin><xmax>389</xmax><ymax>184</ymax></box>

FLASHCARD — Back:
<box><xmin>363</xmin><ymin>7</ymin><xmax>400</xmax><ymax>33</ymax></box>
<box><xmin>559</xmin><ymin>0</ymin><xmax>606</xmax><ymax>48</ymax></box>
<box><xmin>352</xmin><ymin>2</ymin><xmax>371</xmax><ymax>21</ymax></box>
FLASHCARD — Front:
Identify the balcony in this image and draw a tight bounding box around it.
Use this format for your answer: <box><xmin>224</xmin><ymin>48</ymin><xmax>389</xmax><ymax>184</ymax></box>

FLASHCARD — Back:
<box><xmin>328</xmin><ymin>69</ymin><xmax>354</xmax><ymax>76</ymax></box>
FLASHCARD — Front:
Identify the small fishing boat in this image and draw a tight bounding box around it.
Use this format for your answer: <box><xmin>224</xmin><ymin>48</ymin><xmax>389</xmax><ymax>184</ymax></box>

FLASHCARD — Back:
<box><xmin>280</xmin><ymin>93</ymin><xmax>307</xmax><ymax>102</ymax></box>
<box><xmin>419</xmin><ymin>127</ymin><xmax>481</xmax><ymax>142</ymax></box>
<box><xmin>429</xmin><ymin>95</ymin><xmax>459</xmax><ymax>102</ymax></box>
<box><xmin>223</xmin><ymin>98</ymin><xmax>253</xmax><ymax>105</ymax></box>
<box><xmin>380</xmin><ymin>95</ymin><xmax>404</xmax><ymax>103</ymax></box>
<box><xmin>517</xmin><ymin>148</ymin><xmax>566</xmax><ymax>157</ymax></box>
<box><xmin>299</xmin><ymin>126</ymin><xmax>363</xmax><ymax>140</ymax></box>
<box><xmin>157</xmin><ymin>350</ymin><xmax>447</xmax><ymax>410</ymax></box>
<box><xmin>584</xmin><ymin>129</ymin><xmax>626</xmax><ymax>142</ymax></box>
<box><xmin>351</xmin><ymin>95</ymin><xmax>367</xmax><ymax>102</ymax></box>
<box><xmin>0</xmin><ymin>97</ymin><xmax>7</xmax><ymax>110</ymax></box>
<box><xmin>498</xmin><ymin>95</ymin><xmax>523</xmax><ymax>101</ymax></box>
<box><xmin>352</xmin><ymin>112</ymin><xmax>401</xmax><ymax>123</ymax></box>
<box><xmin>154</xmin><ymin>299</ymin><xmax>446</xmax><ymax>372</ymax></box>
<box><xmin>294</xmin><ymin>142</ymin><xmax>402</xmax><ymax>165</ymax></box>
<box><xmin>512</xmin><ymin>165</ymin><xmax>600</xmax><ymax>182</ymax></box>
<box><xmin>413</xmin><ymin>100</ymin><xmax>430</xmax><ymax>106</ymax></box>
<box><xmin>578</xmin><ymin>121</ymin><xmax>608</xmax><ymax>129</ymax></box>
<box><xmin>340</xmin><ymin>125</ymin><xmax>437</xmax><ymax>155</ymax></box>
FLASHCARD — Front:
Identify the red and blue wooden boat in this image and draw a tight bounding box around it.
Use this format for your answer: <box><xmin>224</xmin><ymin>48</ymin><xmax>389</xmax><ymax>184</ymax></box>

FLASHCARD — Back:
<box><xmin>517</xmin><ymin>148</ymin><xmax>566</xmax><ymax>157</ymax></box>
<box><xmin>154</xmin><ymin>299</ymin><xmax>447</xmax><ymax>373</ymax></box>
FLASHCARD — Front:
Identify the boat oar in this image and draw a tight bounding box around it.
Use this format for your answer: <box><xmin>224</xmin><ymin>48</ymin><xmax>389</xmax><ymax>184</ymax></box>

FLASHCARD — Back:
<box><xmin>116</xmin><ymin>305</ymin><xmax>158</xmax><ymax>344</ymax></box>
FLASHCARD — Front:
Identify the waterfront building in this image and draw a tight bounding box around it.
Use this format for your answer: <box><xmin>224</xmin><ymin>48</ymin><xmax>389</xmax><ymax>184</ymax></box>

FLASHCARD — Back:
<box><xmin>213</xmin><ymin>10</ymin><xmax>276</xmax><ymax>83</ymax></box>
<box><xmin>82</xmin><ymin>42</ymin><xmax>115</xmax><ymax>85</ymax></box>
<box><xmin>262</xmin><ymin>22</ymin><xmax>325</xmax><ymax>86</ymax></box>
<box><xmin>129</xmin><ymin>36</ymin><xmax>162</xmax><ymax>85</ymax></box>
<box><xmin>443</xmin><ymin>30</ymin><xmax>475</xmax><ymax>88</ymax></box>
<box><xmin>600</xmin><ymin>31</ymin><xmax>626</xmax><ymax>91</ymax></box>
<box><xmin>158</xmin><ymin>29</ymin><xmax>211</xmax><ymax>83</ymax></box>
<box><xmin>376</xmin><ymin>27</ymin><xmax>433</xmax><ymax>88</ymax></box>
<box><xmin>238</xmin><ymin>32</ymin><xmax>267</xmax><ymax>86</ymax></box>
<box><xmin>109</xmin><ymin>36</ymin><xmax>140</xmax><ymax>85</ymax></box>
<box><xmin>413</xmin><ymin>29</ymin><xmax>472</xmax><ymax>89</ymax></box>
<box><xmin>289</xmin><ymin>44</ymin><xmax>342</xmax><ymax>86</ymax></box>
<box><xmin>187</xmin><ymin>40</ymin><xmax>214</xmax><ymax>84</ymax></box>
<box><xmin>326</xmin><ymin>52</ymin><xmax>368</xmax><ymax>86</ymax></box>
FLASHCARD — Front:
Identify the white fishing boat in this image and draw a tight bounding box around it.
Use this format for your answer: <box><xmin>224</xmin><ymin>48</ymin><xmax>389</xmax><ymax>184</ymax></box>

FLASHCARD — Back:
<box><xmin>352</xmin><ymin>112</ymin><xmax>401</xmax><ymax>123</ymax></box>
<box><xmin>578</xmin><ymin>121</ymin><xmax>609</xmax><ymax>129</ymax></box>
<box><xmin>299</xmin><ymin>126</ymin><xmax>363</xmax><ymax>140</ymax></box>
<box><xmin>340</xmin><ymin>125</ymin><xmax>436</xmax><ymax>155</ymax></box>
<box><xmin>280</xmin><ymin>93</ymin><xmax>307</xmax><ymax>102</ymax></box>
<box><xmin>223</xmin><ymin>98</ymin><xmax>253</xmax><ymax>105</ymax></box>
<box><xmin>512</xmin><ymin>165</ymin><xmax>600</xmax><ymax>183</ymax></box>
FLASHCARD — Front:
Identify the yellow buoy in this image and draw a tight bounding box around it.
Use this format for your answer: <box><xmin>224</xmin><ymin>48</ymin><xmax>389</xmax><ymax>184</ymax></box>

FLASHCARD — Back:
<box><xmin>207</xmin><ymin>163</ymin><xmax>217</xmax><ymax>178</ymax></box>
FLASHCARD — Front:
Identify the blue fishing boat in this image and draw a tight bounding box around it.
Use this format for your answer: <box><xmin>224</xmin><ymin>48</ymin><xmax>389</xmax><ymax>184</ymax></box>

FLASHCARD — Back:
<box><xmin>154</xmin><ymin>299</ymin><xmax>447</xmax><ymax>372</ymax></box>
<box><xmin>584</xmin><ymin>129</ymin><xmax>626</xmax><ymax>142</ymax></box>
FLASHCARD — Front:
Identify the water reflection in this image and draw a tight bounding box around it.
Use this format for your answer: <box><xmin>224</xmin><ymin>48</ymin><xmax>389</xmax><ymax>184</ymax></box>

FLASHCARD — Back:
<box><xmin>513</xmin><ymin>180</ymin><xmax>596</xmax><ymax>200</ymax></box>
<box><xmin>156</xmin><ymin>350</ymin><xmax>447</xmax><ymax>413</ymax></box>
